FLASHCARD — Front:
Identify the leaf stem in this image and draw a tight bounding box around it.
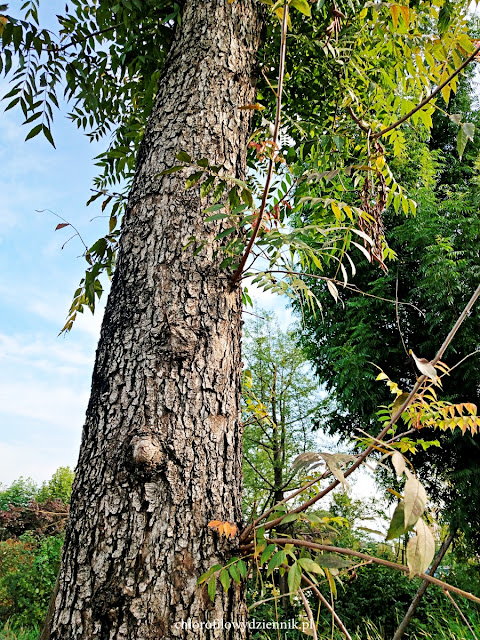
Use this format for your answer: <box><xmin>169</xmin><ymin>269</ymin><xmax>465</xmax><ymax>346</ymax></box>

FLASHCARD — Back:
<box><xmin>231</xmin><ymin>3</ymin><xmax>288</xmax><ymax>284</ymax></box>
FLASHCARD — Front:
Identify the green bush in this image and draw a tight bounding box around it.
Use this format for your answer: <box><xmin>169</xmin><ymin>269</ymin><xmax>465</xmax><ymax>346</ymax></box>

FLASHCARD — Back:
<box><xmin>0</xmin><ymin>534</ymin><xmax>63</xmax><ymax>628</ymax></box>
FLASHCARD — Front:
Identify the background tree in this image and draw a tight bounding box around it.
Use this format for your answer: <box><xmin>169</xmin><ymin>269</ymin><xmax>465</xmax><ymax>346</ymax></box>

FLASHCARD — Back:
<box><xmin>242</xmin><ymin>313</ymin><xmax>326</xmax><ymax>518</ymax></box>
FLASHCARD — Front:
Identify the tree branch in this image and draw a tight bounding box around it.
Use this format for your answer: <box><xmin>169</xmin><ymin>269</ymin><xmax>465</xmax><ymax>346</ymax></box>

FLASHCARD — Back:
<box><xmin>231</xmin><ymin>3</ymin><xmax>288</xmax><ymax>284</ymax></box>
<box><xmin>372</xmin><ymin>43</ymin><xmax>480</xmax><ymax>140</ymax></box>
<box><xmin>263</xmin><ymin>538</ymin><xmax>480</xmax><ymax>606</ymax></box>
<box><xmin>240</xmin><ymin>283</ymin><xmax>480</xmax><ymax>541</ymax></box>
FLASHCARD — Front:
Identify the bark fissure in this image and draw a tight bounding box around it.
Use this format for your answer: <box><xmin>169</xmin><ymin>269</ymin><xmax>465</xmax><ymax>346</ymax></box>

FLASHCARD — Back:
<box><xmin>48</xmin><ymin>2</ymin><xmax>263</xmax><ymax>638</ymax></box>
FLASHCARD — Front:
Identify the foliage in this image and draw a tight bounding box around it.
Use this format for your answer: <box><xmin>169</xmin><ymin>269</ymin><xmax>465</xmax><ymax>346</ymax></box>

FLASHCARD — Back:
<box><xmin>0</xmin><ymin>479</ymin><xmax>37</xmax><ymax>512</ymax></box>
<box><xmin>0</xmin><ymin>534</ymin><xmax>63</xmax><ymax>628</ymax></box>
<box><xmin>242</xmin><ymin>313</ymin><xmax>326</xmax><ymax>518</ymax></box>
<box><xmin>295</xmin><ymin>80</ymin><xmax>480</xmax><ymax>545</ymax></box>
<box><xmin>3</xmin><ymin>0</ymin><xmax>480</xmax><ymax>635</ymax></box>
<box><xmin>1</xmin><ymin>0</ymin><xmax>477</xmax><ymax>329</ymax></box>
<box><xmin>36</xmin><ymin>466</ymin><xmax>74</xmax><ymax>505</ymax></box>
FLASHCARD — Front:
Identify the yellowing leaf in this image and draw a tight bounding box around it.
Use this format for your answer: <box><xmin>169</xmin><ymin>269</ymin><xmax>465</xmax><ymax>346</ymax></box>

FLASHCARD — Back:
<box><xmin>410</xmin><ymin>351</ymin><xmax>439</xmax><ymax>384</ymax></box>
<box><xmin>390</xmin><ymin>4</ymin><xmax>400</xmax><ymax>29</ymax></box>
<box><xmin>407</xmin><ymin>519</ymin><xmax>435</xmax><ymax>578</ymax></box>
<box><xmin>404</xmin><ymin>474</ymin><xmax>427</xmax><ymax>528</ymax></box>
<box><xmin>208</xmin><ymin>520</ymin><xmax>237</xmax><ymax>539</ymax></box>
<box><xmin>238</xmin><ymin>103</ymin><xmax>265</xmax><ymax>111</ymax></box>
<box><xmin>290</xmin><ymin>0</ymin><xmax>311</xmax><ymax>16</ymax></box>
<box><xmin>391</xmin><ymin>451</ymin><xmax>406</xmax><ymax>477</ymax></box>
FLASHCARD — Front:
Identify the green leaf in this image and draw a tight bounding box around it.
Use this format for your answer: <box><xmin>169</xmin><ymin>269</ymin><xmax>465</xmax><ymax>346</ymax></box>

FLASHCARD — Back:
<box><xmin>25</xmin><ymin>124</ymin><xmax>42</xmax><ymax>142</ymax></box>
<box><xmin>215</xmin><ymin>227</ymin><xmax>237</xmax><ymax>240</ymax></box>
<box><xmin>386</xmin><ymin>501</ymin><xmax>409</xmax><ymax>540</ymax></box>
<box><xmin>207</xmin><ymin>576</ymin><xmax>216</xmax><ymax>602</ymax></box>
<box><xmin>287</xmin><ymin>561</ymin><xmax>302</xmax><ymax>599</ymax></box>
<box><xmin>290</xmin><ymin>0</ymin><xmax>311</xmax><ymax>16</ymax></box>
<box><xmin>185</xmin><ymin>171</ymin><xmax>204</xmax><ymax>188</ymax></box>
<box><xmin>229</xmin><ymin>563</ymin><xmax>241</xmax><ymax>584</ymax></box>
<box><xmin>241</xmin><ymin>188</ymin><xmax>254</xmax><ymax>208</ymax></box>
<box><xmin>176</xmin><ymin>151</ymin><xmax>192</xmax><ymax>163</ymax></box>
<box><xmin>237</xmin><ymin>559</ymin><xmax>248</xmax><ymax>578</ymax></box>
<box><xmin>220</xmin><ymin>569</ymin><xmax>230</xmax><ymax>592</ymax></box>
<box><xmin>159</xmin><ymin>165</ymin><xmax>184</xmax><ymax>175</ymax></box>
<box><xmin>260</xmin><ymin>544</ymin><xmax>277</xmax><ymax>565</ymax></box>
<box><xmin>280</xmin><ymin>512</ymin><xmax>299</xmax><ymax>524</ymax></box>
<box><xmin>297</xmin><ymin>558</ymin><xmax>324</xmax><ymax>575</ymax></box>
<box><xmin>204</xmin><ymin>203</ymin><xmax>225</xmax><ymax>214</ymax></box>
<box><xmin>200</xmin><ymin>176</ymin><xmax>215</xmax><ymax>197</ymax></box>
<box><xmin>205</xmin><ymin>212</ymin><xmax>229</xmax><ymax>222</ymax></box>
<box><xmin>267</xmin><ymin>550</ymin><xmax>286</xmax><ymax>575</ymax></box>
<box><xmin>43</xmin><ymin>125</ymin><xmax>56</xmax><ymax>148</ymax></box>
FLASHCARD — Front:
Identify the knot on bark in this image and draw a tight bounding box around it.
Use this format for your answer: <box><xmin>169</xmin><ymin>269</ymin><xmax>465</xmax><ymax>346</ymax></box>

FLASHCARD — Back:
<box><xmin>131</xmin><ymin>435</ymin><xmax>163</xmax><ymax>467</ymax></box>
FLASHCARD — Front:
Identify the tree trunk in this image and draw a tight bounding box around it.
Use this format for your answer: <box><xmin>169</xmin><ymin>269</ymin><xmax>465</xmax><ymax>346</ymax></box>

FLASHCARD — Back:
<box><xmin>392</xmin><ymin>532</ymin><xmax>455</xmax><ymax>640</ymax></box>
<box><xmin>47</xmin><ymin>2</ymin><xmax>263</xmax><ymax>638</ymax></box>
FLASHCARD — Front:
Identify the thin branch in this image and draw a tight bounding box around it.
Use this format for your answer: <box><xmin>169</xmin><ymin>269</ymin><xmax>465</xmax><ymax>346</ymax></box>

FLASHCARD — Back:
<box><xmin>301</xmin><ymin>575</ymin><xmax>353</xmax><ymax>640</ymax></box>
<box><xmin>43</xmin><ymin>24</ymin><xmax>122</xmax><ymax>53</ymax></box>
<box><xmin>245</xmin><ymin>269</ymin><xmax>424</xmax><ymax>314</ymax></box>
<box><xmin>244</xmin><ymin>456</ymin><xmax>275</xmax><ymax>489</ymax></box>
<box><xmin>372</xmin><ymin>43</ymin><xmax>480</xmax><ymax>140</ymax></box>
<box><xmin>443</xmin><ymin>589</ymin><xmax>479</xmax><ymax>640</ymax></box>
<box><xmin>36</xmin><ymin>209</ymin><xmax>88</xmax><ymax>251</ymax></box>
<box><xmin>231</xmin><ymin>3</ymin><xmax>288</xmax><ymax>284</ymax></box>
<box><xmin>396</xmin><ymin>274</ymin><xmax>409</xmax><ymax>356</ymax></box>
<box><xmin>263</xmin><ymin>538</ymin><xmax>480</xmax><ymax>606</ymax></box>
<box><xmin>299</xmin><ymin>585</ymin><xmax>319</xmax><ymax>640</ymax></box>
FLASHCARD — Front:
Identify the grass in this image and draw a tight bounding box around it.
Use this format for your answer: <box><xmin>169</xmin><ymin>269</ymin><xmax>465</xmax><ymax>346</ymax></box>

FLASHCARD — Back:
<box><xmin>0</xmin><ymin>622</ymin><xmax>39</xmax><ymax>640</ymax></box>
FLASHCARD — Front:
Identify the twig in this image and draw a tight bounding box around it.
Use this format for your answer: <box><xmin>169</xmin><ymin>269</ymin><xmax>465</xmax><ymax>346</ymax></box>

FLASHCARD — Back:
<box><xmin>396</xmin><ymin>274</ymin><xmax>409</xmax><ymax>356</ymax></box>
<box><xmin>36</xmin><ymin>208</ymin><xmax>88</xmax><ymax>251</ymax></box>
<box><xmin>372</xmin><ymin>43</ymin><xmax>480</xmax><ymax>140</ymax></box>
<box><xmin>443</xmin><ymin>589</ymin><xmax>479</xmax><ymax>640</ymax></box>
<box><xmin>264</xmin><ymin>538</ymin><xmax>480</xmax><ymax>605</ymax></box>
<box><xmin>299</xmin><ymin>585</ymin><xmax>319</xmax><ymax>640</ymax></box>
<box><xmin>244</xmin><ymin>269</ymin><xmax>424</xmax><ymax>314</ymax></box>
<box><xmin>231</xmin><ymin>3</ymin><xmax>288</xmax><ymax>283</ymax></box>
<box><xmin>244</xmin><ymin>456</ymin><xmax>275</xmax><ymax>489</ymax></box>
<box><xmin>301</xmin><ymin>575</ymin><xmax>353</xmax><ymax>640</ymax></box>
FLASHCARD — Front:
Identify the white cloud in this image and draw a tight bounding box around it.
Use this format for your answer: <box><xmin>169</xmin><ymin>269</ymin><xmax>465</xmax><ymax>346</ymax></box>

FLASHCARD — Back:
<box><xmin>0</xmin><ymin>440</ymin><xmax>79</xmax><ymax>486</ymax></box>
<box><xmin>0</xmin><ymin>380</ymin><xmax>89</xmax><ymax>429</ymax></box>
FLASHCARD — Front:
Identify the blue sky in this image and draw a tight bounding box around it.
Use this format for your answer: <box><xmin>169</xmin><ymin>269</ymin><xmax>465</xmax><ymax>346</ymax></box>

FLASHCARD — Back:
<box><xmin>0</xmin><ymin>2</ymin><xmax>295</xmax><ymax>485</ymax></box>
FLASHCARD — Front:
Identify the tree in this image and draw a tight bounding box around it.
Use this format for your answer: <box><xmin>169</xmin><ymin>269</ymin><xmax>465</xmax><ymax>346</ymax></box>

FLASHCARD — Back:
<box><xmin>242</xmin><ymin>313</ymin><xmax>325</xmax><ymax>515</ymax></box>
<box><xmin>3</xmin><ymin>0</ymin><xmax>480</xmax><ymax>637</ymax></box>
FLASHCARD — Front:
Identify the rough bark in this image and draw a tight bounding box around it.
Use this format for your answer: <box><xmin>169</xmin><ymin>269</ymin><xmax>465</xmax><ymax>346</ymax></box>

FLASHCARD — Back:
<box><xmin>47</xmin><ymin>2</ymin><xmax>263</xmax><ymax>638</ymax></box>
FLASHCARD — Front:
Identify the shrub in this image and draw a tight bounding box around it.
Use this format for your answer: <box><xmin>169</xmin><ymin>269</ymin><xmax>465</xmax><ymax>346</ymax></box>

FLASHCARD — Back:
<box><xmin>0</xmin><ymin>500</ymin><xmax>68</xmax><ymax>540</ymax></box>
<box><xmin>0</xmin><ymin>534</ymin><xmax>63</xmax><ymax>628</ymax></box>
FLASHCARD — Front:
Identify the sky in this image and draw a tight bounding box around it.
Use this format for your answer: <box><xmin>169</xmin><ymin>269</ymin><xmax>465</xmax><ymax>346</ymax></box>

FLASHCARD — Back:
<box><xmin>0</xmin><ymin>2</ymin><xmax>381</xmax><ymax>507</ymax></box>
